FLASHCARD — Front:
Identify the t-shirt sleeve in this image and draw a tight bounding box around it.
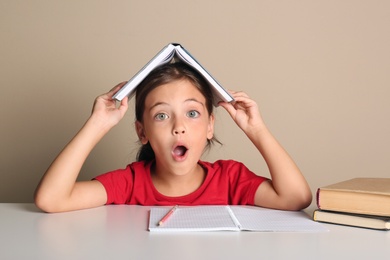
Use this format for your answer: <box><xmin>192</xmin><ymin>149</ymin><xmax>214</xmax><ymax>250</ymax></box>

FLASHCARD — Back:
<box><xmin>225</xmin><ymin>161</ymin><xmax>268</xmax><ymax>205</ymax></box>
<box><xmin>93</xmin><ymin>165</ymin><xmax>134</xmax><ymax>205</ymax></box>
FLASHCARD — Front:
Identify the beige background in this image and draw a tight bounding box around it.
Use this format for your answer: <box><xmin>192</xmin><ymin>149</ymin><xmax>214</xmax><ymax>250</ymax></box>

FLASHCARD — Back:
<box><xmin>1</xmin><ymin>1</ymin><xmax>389</xmax><ymax>203</ymax></box>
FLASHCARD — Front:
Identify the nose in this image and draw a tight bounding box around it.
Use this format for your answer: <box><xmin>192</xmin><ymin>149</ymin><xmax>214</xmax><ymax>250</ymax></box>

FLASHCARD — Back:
<box><xmin>172</xmin><ymin>118</ymin><xmax>186</xmax><ymax>135</ymax></box>
<box><xmin>173</xmin><ymin>128</ymin><xmax>185</xmax><ymax>135</ymax></box>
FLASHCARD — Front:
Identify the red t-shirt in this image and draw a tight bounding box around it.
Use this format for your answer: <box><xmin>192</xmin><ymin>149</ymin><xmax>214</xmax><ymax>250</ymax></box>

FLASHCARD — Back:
<box><xmin>94</xmin><ymin>160</ymin><xmax>268</xmax><ymax>206</ymax></box>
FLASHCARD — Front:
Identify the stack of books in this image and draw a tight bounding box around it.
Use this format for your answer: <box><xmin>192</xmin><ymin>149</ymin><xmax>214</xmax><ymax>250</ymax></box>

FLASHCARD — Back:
<box><xmin>313</xmin><ymin>178</ymin><xmax>390</xmax><ymax>230</ymax></box>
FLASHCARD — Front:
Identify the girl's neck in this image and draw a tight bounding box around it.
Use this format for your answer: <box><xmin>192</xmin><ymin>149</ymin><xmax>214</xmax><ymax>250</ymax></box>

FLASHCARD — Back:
<box><xmin>150</xmin><ymin>162</ymin><xmax>206</xmax><ymax>197</ymax></box>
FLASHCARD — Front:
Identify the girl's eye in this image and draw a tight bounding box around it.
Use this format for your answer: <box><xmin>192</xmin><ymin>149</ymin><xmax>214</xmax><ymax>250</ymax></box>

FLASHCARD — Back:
<box><xmin>187</xmin><ymin>110</ymin><xmax>200</xmax><ymax>118</ymax></box>
<box><xmin>155</xmin><ymin>113</ymin><xmax>169</xmax><ymax>121</ymax></box>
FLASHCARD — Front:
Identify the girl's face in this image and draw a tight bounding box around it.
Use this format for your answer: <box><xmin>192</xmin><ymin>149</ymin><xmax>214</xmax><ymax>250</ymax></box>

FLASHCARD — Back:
<box><xmin>136</xmin><ymin>79</ymin><xmax>214</xmax><ymax>176</ymax></box>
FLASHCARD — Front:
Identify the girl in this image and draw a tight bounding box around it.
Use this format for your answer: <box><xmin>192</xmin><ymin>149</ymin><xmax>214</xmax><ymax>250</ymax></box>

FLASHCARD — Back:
<box><xmin>34</xmin><ymin>62</ymin><xmax>312</xmax><ymax>213</ymax></box>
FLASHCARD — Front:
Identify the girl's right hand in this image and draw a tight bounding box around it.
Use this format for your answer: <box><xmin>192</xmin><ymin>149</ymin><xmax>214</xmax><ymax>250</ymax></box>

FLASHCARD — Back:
<box><xmin>90</xmin><ymin>82</ymin><xmax>129</xmax><ymax>129</ymax></box>
<box><xmin>35</xmin><ymin>82</ymin><xmax>129</xmax><ymax>213</ymax></box>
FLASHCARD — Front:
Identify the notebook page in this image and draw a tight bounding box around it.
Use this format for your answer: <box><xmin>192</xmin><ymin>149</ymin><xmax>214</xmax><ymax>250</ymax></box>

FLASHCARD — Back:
<box><xmin>149</xmin><ymin>206</ymin><xmax>240</xmax><ymax>232</ymax></box>
<box><xmin>230</xmin><ymin>206</ymin><xmax>328</xmax><ymax>232</ymax></box>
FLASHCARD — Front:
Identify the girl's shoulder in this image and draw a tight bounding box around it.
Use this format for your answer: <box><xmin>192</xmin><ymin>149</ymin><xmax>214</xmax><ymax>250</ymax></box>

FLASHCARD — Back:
<box><xmin>199</xmin><ymin>159</ymin><xmax>266</xmax><ymax>184</ymax></box>
<box><xmin>129</xmin><ymin>160</ymin><xmax>152</xmax><ymax>171</ymax></box>
<box><xmin>199</xmin><ymin>159</ymin><xmax>247</xmax><ymax>172</ymax></box>
<box><xmin>98</xmin><ymin>161</ymin><xmax>151</xmax><ymax>176</ymax></box>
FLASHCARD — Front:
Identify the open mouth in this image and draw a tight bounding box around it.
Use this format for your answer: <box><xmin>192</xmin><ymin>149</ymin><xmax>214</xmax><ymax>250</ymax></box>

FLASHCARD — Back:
<box><xmin>173</xmin><ymin>145</ymin><xmax>188</xmax><ymax>157</ymax></box>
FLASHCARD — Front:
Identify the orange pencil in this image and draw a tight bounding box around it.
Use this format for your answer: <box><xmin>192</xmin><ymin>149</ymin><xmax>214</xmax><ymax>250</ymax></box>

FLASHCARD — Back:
<box><xmin>158</xmin><ymin>205</ymin><xmax>179</xmax><ymax>226</ymax></box>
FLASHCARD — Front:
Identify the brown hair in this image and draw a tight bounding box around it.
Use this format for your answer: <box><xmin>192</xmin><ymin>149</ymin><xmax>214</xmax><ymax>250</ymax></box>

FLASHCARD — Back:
<box><xmin>135</xmin><ymin>62</ymin><xmax>220</xmax><ymax>161</ymax></box>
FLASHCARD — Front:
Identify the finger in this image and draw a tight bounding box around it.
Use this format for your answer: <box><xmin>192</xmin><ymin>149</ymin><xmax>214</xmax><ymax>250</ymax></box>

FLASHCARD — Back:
<box><xmin>118</xmin><ymin>96</ymin><xmax>129</xmax><ymax>112</ymax></box>
<box><xmin>109</xmin><ymin>81</ymin><xmax>127</xmax><ymax>94</ymax></box>
<box><xmin>233</xmin><ymin>94</ymin><xmax>251</xmax><ymax>102</ymax></box>
<box><xmin>231</xmin><ymin>94</ymin><xmax>256</xmax><ymax>107</ymax></box>
<box><xmin>219</xmin><ymin>101</ymin><xmax>237</xmax><ymax>118</ymax></box>
<box><xmin>228</xmin><ymin>90</ymin><xmax>249</xmax><ymax>98</ymax></box>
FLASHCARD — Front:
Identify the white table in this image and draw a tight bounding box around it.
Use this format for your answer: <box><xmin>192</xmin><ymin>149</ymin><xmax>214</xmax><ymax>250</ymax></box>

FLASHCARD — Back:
<box><xmin>1</xmin><ymin>204</ymin><xmax>389</xmax><ymax>260</ymax></box>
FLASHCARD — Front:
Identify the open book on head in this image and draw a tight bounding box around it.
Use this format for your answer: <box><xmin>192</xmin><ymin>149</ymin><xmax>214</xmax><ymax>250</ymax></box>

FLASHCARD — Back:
<box><xmin>113</xmin><ymin>43</ymin><xmax>234</xmax><ymax>106</ymax></box>
<box><xmin>148</xmin><ymin>205</ymin><xmax>328</xmax><ymax>232</ymax></box>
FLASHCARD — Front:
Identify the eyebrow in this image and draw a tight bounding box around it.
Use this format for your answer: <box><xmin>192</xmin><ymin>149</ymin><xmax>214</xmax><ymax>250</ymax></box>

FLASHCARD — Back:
<box><xmin>148</xmin><ymin>98</ymin><xmax>205</xmax><ymax>111</ymax></box>
<box><xmin>149</xmin><ymin>102</ymin><xmax>169</xmax><ymax>111</ymax></box>
<box><xmin>185</xmin><ymin>98</ymin><xmax>205</xmax><ymax>107</ymax></box>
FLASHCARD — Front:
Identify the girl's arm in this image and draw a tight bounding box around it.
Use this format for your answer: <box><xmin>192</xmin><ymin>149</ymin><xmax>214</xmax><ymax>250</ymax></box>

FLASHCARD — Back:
<box><xmin>219</xmin><ymin>91</ymin><xmax>312</xmax><ymax>210</ymax></box>
<box><xmin>34</xmin><ymin>83</ymin><xmax>129</xmax><ymax>213</ymax></box>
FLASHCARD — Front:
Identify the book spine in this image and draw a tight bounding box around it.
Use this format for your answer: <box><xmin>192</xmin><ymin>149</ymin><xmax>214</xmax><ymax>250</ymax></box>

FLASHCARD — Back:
<box><xmin>226</xmin><ymin>206</ymin><xmax>242</xmax><ymax>230</ymax></box>
<box><xmin>316</xmin><ymin>188</ymin><xmax>321</xmax><ymax>209</ymax></box>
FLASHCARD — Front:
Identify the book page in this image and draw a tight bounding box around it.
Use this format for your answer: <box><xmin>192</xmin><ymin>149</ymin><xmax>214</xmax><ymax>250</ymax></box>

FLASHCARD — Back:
<box><xmin>174</xmin><ymin>45</ymin><xmax>234</xmax><ymax>105</ymax></box>
<box><xmin>149</xmin><ymin>206</ymin><xmax>328</xmax><ymax>232</ymax></box>
<box><xmin>230</xmin><ymin>206</ymin><xmax>328</xmax><ymax>232</ymax></box>
<box><xmin>149</xmin><ymin>206</ymin><xmax>239</xmax><ymax>232</ymax></box>
<box><xmin>113</xmin><ymin>43</ymin><xmax>234</xmax><ymax>104</ymax></box>
<box><xmin>112</xmin><ymin>44</ymin><xmax>176</xmax><ymax>101</ymax></box>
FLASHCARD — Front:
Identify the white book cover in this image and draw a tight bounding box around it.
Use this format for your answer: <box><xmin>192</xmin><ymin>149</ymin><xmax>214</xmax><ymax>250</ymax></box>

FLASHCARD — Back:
<box><xmin>113</xmin><ymin>43</ymin><xmax>234</xmax><ymax>106</ymax></box>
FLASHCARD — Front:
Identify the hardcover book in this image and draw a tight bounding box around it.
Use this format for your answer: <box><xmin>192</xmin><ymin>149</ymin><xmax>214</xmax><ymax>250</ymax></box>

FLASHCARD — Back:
<box><xmin>113</xmin><ymin>43</ymin><xmax>234</xmax><ymax>106</ymax></box>
<box><xmin>313</xmin><ymin>209</ymin><xmax>390</xmax><ymax>230</ymax></box>
<box><xmin>316</xmin><ymin>178</ymin><xmax>390</xmax><ymax>216</ymax></box>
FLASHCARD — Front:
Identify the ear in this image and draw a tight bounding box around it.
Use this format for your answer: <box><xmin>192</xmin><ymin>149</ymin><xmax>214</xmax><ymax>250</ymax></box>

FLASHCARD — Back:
<box><xmin>206</xmin><ymin>113</ymin><xmax>215</xmax><ymax>140</ymax></box>
<box><xmin>135</xmin><ymin>121</ymin><xmax>148</xmax><ymax>144</ymax></box>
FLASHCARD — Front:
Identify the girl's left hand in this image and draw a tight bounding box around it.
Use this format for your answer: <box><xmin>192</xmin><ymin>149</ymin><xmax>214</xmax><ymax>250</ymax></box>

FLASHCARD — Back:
<box><xmin>219</xmin><ymin>91</ymin><xmax>265</xmax><ymax>134</ymax></box>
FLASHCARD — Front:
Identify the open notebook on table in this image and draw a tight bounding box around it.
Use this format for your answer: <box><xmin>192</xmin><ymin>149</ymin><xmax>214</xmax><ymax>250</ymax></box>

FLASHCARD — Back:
<box><xmin>148</xmin><ymin>205</ymin><xmax>327</xmax><ymax>232</ymax></box>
